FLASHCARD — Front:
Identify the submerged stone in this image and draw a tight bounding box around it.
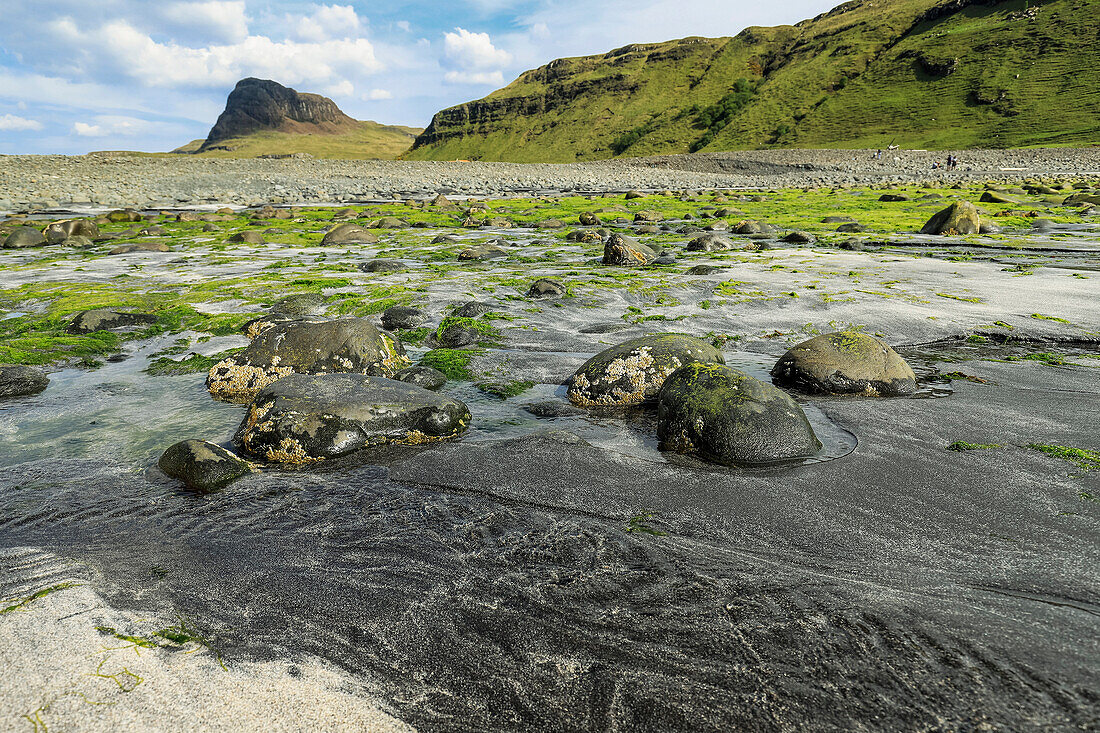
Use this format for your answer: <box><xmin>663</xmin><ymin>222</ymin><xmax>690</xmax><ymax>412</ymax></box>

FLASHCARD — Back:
<box><xmin>207</xmin><ymin>317</ymin><xmax>409</xmax><ymax>401</ymax></box>
<box><xmin>771</xmin><ymin>331</ymin><xmax>917</xmax><ymax>396</ymax></box>
<box><xmin>657</xmin><ymin>363</ymin><xmax>821</xmax><ymax>466</ymax></box>
<box><xmin>567</xmin><ymin>334</ymin><xmax>724</xmax><ymax>407</ymax></box>
<box><xmin>158</xmin><ymin>439</ymin><xmax>253</xmax><ymax>492</ymax></box>
<box><xmin>0</xmin><ymin>366</ymin><xmax>49</xmax><ymax>397</ymax></box>
<box><xmin>234</xmin><ymin>373</ymin><xmax>471</xmax><ymax>463</ymax></box>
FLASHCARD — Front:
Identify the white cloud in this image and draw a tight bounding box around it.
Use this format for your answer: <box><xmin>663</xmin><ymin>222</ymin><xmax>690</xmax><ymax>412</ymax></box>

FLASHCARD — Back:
<box><xmin>161</xmin><ymin>1</ymin><xmax>249</xmax><ymax>43</ymax></box>
<box><xmin>443</xmin><ymin>27</ymin><xmax>511</xmax><ymax>70</ymax></box>
<box><xmin>0</xmin><ymin>114</ymin><xmax>43</xmax><ymax>131</ymax></box>
<box><xmin>396</xmin><ymin>21</ymin><xmax>411</xmax><ymax>33</ymax></box>
<box><xmin>322</xmin><ymin>80</ymin><xmax>354</xmax><ymax>97</ymax></box>
<box><xmin>365</xmin><ymin>88</ymin><xmax>393</xmax><ymax>100</ymax></box>
<box><xmin>45</xmin><ymin>19</ymin><xmax>382</xmax><ymax>89</ymax></box>
<box><xmin>72</xmin><ymin>122</ymin><xmax>106</xmax><ymax>136</ymax></box>
<box><xmin>72</xmin><ymin>115</ymin><xmax>150</xmax><ymax>136</ymax></box>
<box><xmin>295</xmin><ymin>4</ymin><xmax>361</xmax><ymax>43</ymax></box>
<box><xmin>443</xmin><ymin>70</ymin><xmax>505</xmax><ymax>85</ymax></box>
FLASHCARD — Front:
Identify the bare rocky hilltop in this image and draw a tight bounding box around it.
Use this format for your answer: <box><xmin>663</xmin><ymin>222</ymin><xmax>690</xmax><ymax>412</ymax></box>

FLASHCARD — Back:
<box><xmin>1</xmin><ymin>148</ymin><xmax>1099</xmax><ymax>212</ymax></box>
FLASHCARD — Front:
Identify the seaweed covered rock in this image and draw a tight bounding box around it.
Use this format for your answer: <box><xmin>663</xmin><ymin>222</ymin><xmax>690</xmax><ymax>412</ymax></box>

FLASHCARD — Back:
<box><xmin>234</xmin><ymin>373</ymin><xmax>470</xmax><ymax>463</ymax></box>
<box><xmin>321</xmin><ymin>223</ymin><xmax>378</xmax><ymax>245</ymax></box>
<box><xmin>602</xmin><ymin>233</ymin><xmax>657</xmax><ymax>266</ymax></box>
<box><xmin>567</xmin><ymin>334</ymin><xmax>724</xmax><ymax>407</ymax></box>
<box><xmin>0</xmin><ymin>366</ymin><xmax>49</xmax><ymax>398</ymax></box>
<box><xmin>158</xmin><ymin>439</ymin><xmax>253</xmax><ymax>492</ymax></box>
<box><xmin>920</xmin><ymin>201</ymin><xmax>980</xmax><ymax>235</ymax></box>
<box><xmin>3</xmin><ymin>226</ymin><xmax>47</xmax><ymax>249</ymax></box>
<box><xmin>657</xmin><ymin>363</ymin><xmax>821</xmax><ymax>466</ymax></box>
<box><xmin>67</xmin><ymin>309</ymin><xmax>157</xmax><ymax>334</ymax></box>
<box><xmin>771</xmin><ymin>331</ymin><xmax>917</xmax><ymax>396</ymax></box>
<box><xmin>526</xmin><ymin>278</ymin><xmax>566</xmax><ymax>298</ymax></box>
<box><xmin>207</xmin><ymin>317</ymin><xmax>409</xmax><ymax>401</ymax></box>
<box><xmin>43</xmin><ymin>219</ymin><xmax>101</xmax><ymax>244</ymax></box>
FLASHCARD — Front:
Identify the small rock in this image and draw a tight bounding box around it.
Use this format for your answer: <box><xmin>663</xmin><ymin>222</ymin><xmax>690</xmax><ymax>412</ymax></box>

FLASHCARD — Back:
<box><xmin>272</xmin><ymin>293</ymin><xmax>326</xmax><ymax>317</ymax></box>
<box><xmin>393</xmin><ymin>365</ymin><xmax>446</xmax><ymax>390</ymax></box>
<box><xmin>158</xmin><ymin>440</ymin><xmax>252</xmax><ymax>492</ymax></box>
<box><xmin>686</xmin><ymin>265</ymin><xmax>724</xmax><ymax>275</ymax></box>
<box><xmin>527</xmin><ymin>278</ymin><xmax>566</xmax><ymax>298</ymax></box>
<box><xmin>228</xmin><ymin>230</ymin><xmax>265</xmax><ymax>244</ymax></box>
<box><xmin>771</xmin><ymin>331</ymin><xmax>917</xmax><ymax>396</ymax></box>
<box><xmin>523</xmin><ymin>401</ymin><xmax>584</xmax><ymax>418</ymax></box>
<box><xmin>657</xmin><ymin>363</ymin><xmax>821</xmax><ymax>465</ymax></box>
<box><xmin>567</xmin><ymin>334</ymin><xmax>724</xmax><ymax>407</ymax></box>
<box><xmin>3</xmin><ymin>226</ymin><xmax>46</xmax><ymax>249</ymax></box>
<box><xmin>67</xmin><ymin>309</ymin><xmax>157</xmax><ymax>334</ymax></box>
<box><xmin>458</xmin><ymin>244</ymin><xmax>507</xmax><ymax>261</ymax></box>
<box><xmin>686</xmin><ymin>234</ymin><xmax>734</xmax><ymax>252</ymax></box>
<box><xmin>321</xmin><ymin>223</ymin><xmax>378</xmax><ymax>245</ymax></box>
<box><xmin>879</xmin><ymin>193</ymin><xmax>911</xmax><ymax>202</ymax></box>
<box><xmin>579</xmin><ymin>212</ymin><xmax>600</xmax><ymax>225</ymax></box>
<box><xmin>234</xmin><ymin>374</ymin><xmax>471</xmax><ymax>462</ymax></box>
<box><xmin>359</xmin><ymin>259</ymin><xmax>408</xmax><ymax>273</ymax></box>
<box><xmin>0</xmin><ymin>366</ymin><xmax>49</xmax><ymax>397</ymax></box>
<box><xmin>453</xmin><ymin>301</ymin><xmax>493</xmax><ymax>318</ymax></box>
<box><xmin>835</xmin><ymin>222</ymin><xmax>867</xmax><ymax>233</ymax></box>
<box><xmin>920</xmin><ymin>201</ymin><xmax>980</xmax><ymax>235</ymax></box>
<box><xmin>381</xmin><ymin>306</ymin><xmax>425</xmax><ymax>331</ymax></box>
<box><xmin>782</xmin><ymin>231</ymin><xmax>816</xmax><ymax>244</ymax></box>
<box><xmin>603</xmin><ymin>232</ymin><xmax>657</xmax><ymax>266</ymax></box>
<box><xmin>108</xmin><ymin>242</ymin><xmax>171</xmax><ymax>254</ymax></box>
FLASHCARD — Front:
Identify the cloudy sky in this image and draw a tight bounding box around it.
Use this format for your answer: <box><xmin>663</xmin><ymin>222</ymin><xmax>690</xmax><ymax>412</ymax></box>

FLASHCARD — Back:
<box><xmin>0</xmin><ymin>0</ymin><xmax>838</xmax><ymax>154</ymax></box>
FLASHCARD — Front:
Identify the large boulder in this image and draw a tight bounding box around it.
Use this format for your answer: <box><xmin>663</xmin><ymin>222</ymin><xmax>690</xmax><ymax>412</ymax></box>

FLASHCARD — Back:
<box><xmin>602</xmin><ymin>233</ymin><xmax>657</xmax><ymax>266</ymax></box>
<box><xmin>158</xmin><ymin>440</ymin><xmax>253</xmax><ymax>492</ymax></box>
<box><xmin>0</xmin><ymin>366</ymin><xmax>49</xmax><ymax>397</ymax></box>
<box><xmin>3</xmin><ymin>226</ymin><xmax>46</xmax><ymax>249</ymax></box>
<box><xmin>321</xmin><ymin>223</ymin><xmax>378</xmax><ymax>245</ymax></box>
<box><xmin>43</xmin><ymin>219</ymin><xmax>101</xmax><ymax>244</ymax></box>
<box><xmin>234</xmin><ymin>373</ymin><xmax>471</xmax><ymax>463</ymax></box>
<box><xmin>920</xmin><ymin>201</ymin><xmax>980</xmax><ymax>235</ymax></box>
<box><xmin>771</xmin><ymin>331</ymin><xmax>917</xmax><ymax>396</ymax></box>
<box><xmin>657</xmin><ymin>363</ymin><xmax>821</xmax><ymax>466</ymax></box>
<box><xmin>206</xmin><ymin>317</ymin><xmax>409</xmax><ymax>401</ymax></box>
<box><xmin>67</xmin><ymin>309</ymin><xmax>157</xmax><ymax>334</ymax></box>
<box><xmin>567</xmin><ymin>334</ymin><xmax>724</xmax><ymax>407</ymax></box>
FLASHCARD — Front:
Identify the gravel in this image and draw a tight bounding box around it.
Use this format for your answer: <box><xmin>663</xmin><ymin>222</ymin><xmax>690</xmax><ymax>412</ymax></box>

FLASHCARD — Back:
<box><xmin>1</xmin><ymin>148</ymin><xmax>1098</xmax><ymax>212</ymax></box>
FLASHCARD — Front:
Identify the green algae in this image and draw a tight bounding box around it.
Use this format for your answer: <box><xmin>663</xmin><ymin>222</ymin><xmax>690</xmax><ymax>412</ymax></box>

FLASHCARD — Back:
<box><xmin>0</xmin><ymin>582</ymin><xmax>80</xmax><ymax>615</ymax></box>
<box><xmin>946</xmin><ymin>441</ymin><xmax>1002</xmax><ymax>451</ymax></box>
<box><xmin>1028</xmin><ymin>443</ymin><xmax>1100</xmax><ymax>471</ymax></box>
<box><xmin>419</xmin><ymin>348</ymin><xmax>482</xmax><ymax>380</ymax></box>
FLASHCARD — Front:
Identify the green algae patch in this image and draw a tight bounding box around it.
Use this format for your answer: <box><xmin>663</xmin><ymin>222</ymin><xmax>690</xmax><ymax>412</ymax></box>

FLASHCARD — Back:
<box><xmin>420</xmin><ymin>348</ymin><xmax>482</xmax><ymax>380</ymax></box>
<box><xmin>1028</xmin><ymin>443</ymin><xmax>1100</xmax><ymax>471</ymax></box>
<box><xmin>145</xmin><ymin>349</ymin><xmax>243</xmax><ymax>376</ymax></box>
<box><xmin>477</xmin><ymin>380</ymin><xmax>535</xmax><ymax>399</ymax></box>
<box><xmin>625</xmin><ymin>513</ymin><xmax>668</xmax><ymax>537</ymax></box>
<box><xmin>0</xmin><ymin>582</ymin><xmax>80</xmax><ymax>615</ymax></box>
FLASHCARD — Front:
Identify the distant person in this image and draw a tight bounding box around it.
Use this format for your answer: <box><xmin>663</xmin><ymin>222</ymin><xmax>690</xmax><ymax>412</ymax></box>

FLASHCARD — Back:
<box><xmin>876</xmin><ymin>149</ymin><xmax>882</xmax><ymax>160</ymax></box>
<box><xmin>932</xmin><ymin>161</ymin><xmax>940</xmax><ymax>170</ymax></box>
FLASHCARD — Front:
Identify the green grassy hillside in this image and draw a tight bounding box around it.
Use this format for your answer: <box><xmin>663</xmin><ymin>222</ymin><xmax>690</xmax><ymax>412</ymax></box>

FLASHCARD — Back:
<box><xmin>171</xmin><ymin>121</ymin><xmax>421</xmax><ymax>159</ymax></box>
<box><xmin>405</xmin><ymin>0</ymin><xmax>1100</xmax><ymax>161</ymax></box>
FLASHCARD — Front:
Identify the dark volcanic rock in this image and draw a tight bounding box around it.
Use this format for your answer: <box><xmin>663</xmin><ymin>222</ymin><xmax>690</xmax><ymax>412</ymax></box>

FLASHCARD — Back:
<box><xmin>200</xmin><ymin>78</ymin><xmax>357</xmax><ymax>150</ymax></box>
<box><xmin>657</xmin><ymin>363</ymin><xmax>821</xmax><ymax>465</ymax></box>
<box><xmin>207</xmin><ymin>318</ymin><xmax>409</xmax><ymax>401</ymax></box>
<box><xmin>771</xmin><ymin>331</ymin><xmax>917</xmax><ymax>396</ymax></box>
<box><xmin>381</xmin><ymin>305</ymin><xmax>425</xmax><ymax>331</ymax></box>
<box><xmin>67</xmin><ymin>309</ymin><xmax>157</xmax><ymax>334</ymax></box>
<box><xmin>234</xmin><ymin>373</ymin><xmax>471</xmax><ymax>462</ymax></box>
<box><xmin>393</xmin><ymin>365</ymin><xmax>447</xmax><ymax>390</ymax></box>
<box><xmin>0</xmin><ymin>366</ymin><xmax>49</xmax><ymax>397</ymax></box>
<box><xmin>158</xmin><ymin>439</ymin><xmax>252</xmax><ymax>492</ymax></box>
<box><xmin>567</xmin><ymin>334</ymin><xmax>724</xmax><ymax>407</ymax></box>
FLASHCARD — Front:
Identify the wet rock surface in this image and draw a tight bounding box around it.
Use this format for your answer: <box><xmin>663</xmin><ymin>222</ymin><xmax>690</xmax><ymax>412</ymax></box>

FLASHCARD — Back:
<box><xmin>158</xmin><ymin>439</ymin><xmax>253</xmax><ymax>492</ymax></box>
<box><xmin>0</xmin><ymin>365</ymin><xmax>49</xmax><ymax>397</ymax></box>
<box><xmin>234</xmin><ymin>373</ymin><xmax>471</xmax><ymax>462</ymax></box>
<box><xmin>567</xmin><ymin>334</ymin><xmax>725</xmax><ymax>407</ymax></box>
<box><xmin>207</xmin><ymin>318</ymin><xmax>409</xmax><ymax>401</ymax></box>
<box><xmin>771</xmin><ymin>331</ymin><xmax>918</xmax><ymax>396</ymax></box>
<box><xmin>66</xmin><ymin>309</ymin><xmax>157</xmax><ymax>334</ymax></box>
<box><xmin>657</xmin><ymin>363</ymin><xmax>821</xmax><ymax>465</ymax></box>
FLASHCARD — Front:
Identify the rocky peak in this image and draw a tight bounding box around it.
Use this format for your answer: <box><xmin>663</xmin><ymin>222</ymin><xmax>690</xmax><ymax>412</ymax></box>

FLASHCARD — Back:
<box><xmin>199</xmin><ymin>78</ymin><xmax>357</xmax><ymax>150</ymax></box>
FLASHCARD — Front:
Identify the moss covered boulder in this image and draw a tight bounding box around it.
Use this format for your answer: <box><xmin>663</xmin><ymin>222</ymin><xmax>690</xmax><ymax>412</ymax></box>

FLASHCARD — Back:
<box><xmin>158</xmin><ymin>439</ymin><xmax>253</xmax><ymax>492</ymax></box>
<box><xmin>771</xmin><ymin>331</ymin><xmax>917</xmax><ymax>396</ymax></box>
<box><xmin>567</xmin><ymin>334</ymin><xmax>724</xmax><ymax>407</ymax></box>
<box><xmin>657</xmin><ymin>363</ymin><xmax>821</xmax><ymax>465</ymax></box>
<box><xmin>207</xmin><ymin>317</ymin><xmax>409</xmax><ymax>401</ymax></box>
<box><xmin>234</xmin><ymin>373</ymin><xmax>470</xmax><ymax>463</ymax></box>
<box><xmin>602</xmin><ymin>233</ymin><xmax>657</xmax><ymax>266</ymax></box>
<box><xmin>920</xmin><ymin>201</ymin><xmax>980</xmax><ymax>235</ymax></box>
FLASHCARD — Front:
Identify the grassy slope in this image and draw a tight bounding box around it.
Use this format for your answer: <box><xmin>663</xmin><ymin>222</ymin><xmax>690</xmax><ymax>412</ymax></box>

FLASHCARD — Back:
<box><xmin>170</xmin><ymin>121</ymin><xmax>421</xmax><ymax>159</ymax></box>
<box><xmin>405</xmin><ymin>0</ymin><xmax>1100</xmax><ymax>162</ymax></box>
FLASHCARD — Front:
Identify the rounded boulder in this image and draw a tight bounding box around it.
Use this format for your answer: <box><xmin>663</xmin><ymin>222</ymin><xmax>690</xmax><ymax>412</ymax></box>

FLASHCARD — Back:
<box><xmin>770</xmin><ymin>331</ymin><xmax>917</xmax><ymax>396</ymax></box>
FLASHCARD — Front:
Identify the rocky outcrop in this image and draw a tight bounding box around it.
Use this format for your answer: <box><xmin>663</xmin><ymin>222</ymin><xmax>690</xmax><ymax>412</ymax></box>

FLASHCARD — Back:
<box><xmin>200</xmin><ymin>78</ymin><xmax>358</xmax><ymax>150</ymax></box>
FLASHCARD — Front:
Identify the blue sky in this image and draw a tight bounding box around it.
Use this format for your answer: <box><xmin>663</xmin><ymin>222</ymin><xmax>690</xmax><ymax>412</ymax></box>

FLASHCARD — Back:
<box><xmin>0</xmin><ymin>0</ymin><xmax>839</xmax><ymax>154</ymax></box>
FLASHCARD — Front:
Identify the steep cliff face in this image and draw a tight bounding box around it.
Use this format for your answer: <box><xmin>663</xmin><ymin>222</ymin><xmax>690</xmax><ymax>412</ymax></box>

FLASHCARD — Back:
<box><xmin>406</xmin><ymin>0</ymin><xmax>1100</xmax><ymax>162</ymax></box>
<box><xmin>200</xmin><ymin>78</ymin><xmax>357</xmax><ymax>150</ymax></box>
